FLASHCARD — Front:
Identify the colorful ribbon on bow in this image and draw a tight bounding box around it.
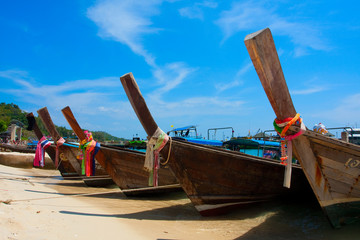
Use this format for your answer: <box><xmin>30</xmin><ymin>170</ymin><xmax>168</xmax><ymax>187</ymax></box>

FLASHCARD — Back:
<box><xmin>34</xmin><ymin>136</ymin><xmax>51</xmax><ymax>167</ymax></box>
<box><xmin>79</xmin><ymin>131</ymin><xmax>100</xmax><ymax>176</ymax></box>
<box><xmin>144</xmin><ymin>128</ymin><xmax>169</xmax><ymax>186</ymax></box>
<box><xmin>274</xmin><ymin>113</ymin><xmax>306</xmax><ymax>188</ymax></box>
<box><xmin>55</xmin><ymin>137</ymin><xmax>65</xmax><ymax>168</ymax></box>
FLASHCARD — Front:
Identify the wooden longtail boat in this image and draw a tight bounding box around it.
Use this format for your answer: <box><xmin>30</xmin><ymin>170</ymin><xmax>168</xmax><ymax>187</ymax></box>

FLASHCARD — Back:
<box><xmin>244</xmin><ymin>28</ymin><xmax>360</xmax><ymax>228</ymax></box>
<box><xmin>120</xmin><ymin>73</ymin><xmax>312</xmax><ymax>216</ymax></box>
<box><xmin>26</xmin><ymin>113</ymin><xmax>78</xmax><ymax>177</ymax></box>
<box><xmin>37</xmin><ymin>107</ymin><xmax>114</xmax><ymax>187</ymax></box>
<box><xmin>0</xmin><ymin>143</ymin><xmax>36</xmax><ymax>154</ymax></box>
<box><xmin>61</xmin><ymin>106</ymin><xmax>180</xmax><ymax>195</ymax></box>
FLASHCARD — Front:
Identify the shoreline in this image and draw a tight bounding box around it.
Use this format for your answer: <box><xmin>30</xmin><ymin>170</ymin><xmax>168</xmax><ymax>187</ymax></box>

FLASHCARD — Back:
<box><xmin>1</xmin><ymin>163</ymin><xmax>360</xmax><ymax>239</ymax></box>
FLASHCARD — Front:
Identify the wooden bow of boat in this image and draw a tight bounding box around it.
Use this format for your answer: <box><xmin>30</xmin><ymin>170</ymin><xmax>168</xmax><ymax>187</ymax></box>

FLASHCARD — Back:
<box><xmin>120</xmin><ymin>73</ymin><xmax>158</xmax><ymax>137</ymax></box>
<box><xmin>61</xmin><ymin>106</ymin><xmax>178</xmax><ymax>194</ymax></box>
<box><xmin>37</xmin><ymin>107</ymin><xmax>113</xmax><ymax>186</ymax></box>
<box><xmin>37</xmin><ymin>107</ymin><xmax>82</xmax><ymax>173</ymax></box>
<box><xmin>245</xmin><ymin>28</ymin><xmax>360</xmax><ymax>228</ymax></box>
<box><xmin>244</xmin><ymin>28</ymin><xmax>296</xmax><ymax>119</ymax></box>
<box><xmin>26</xmin><ymin>112</ymin><xmax>78</xmax><ymax>177</ymax></box>
<box><xmin>61</xmin><ymin>106</ymin><xmax>122</xmax><ymax>186</ymax></box>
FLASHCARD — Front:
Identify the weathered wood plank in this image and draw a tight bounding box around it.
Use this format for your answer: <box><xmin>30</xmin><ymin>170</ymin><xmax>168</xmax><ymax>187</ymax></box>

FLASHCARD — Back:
<box><xmin>26</xmin><ymin>112</ymin><xmax>78</xmax><ymax>176</ymax></box>
<box><xmin>244</xmin><ymin>28</ymin><xmax>331</xmax><ymax>201</ymax></box>
<box><xmin>292</xmin><ymin>126</ymin><xmax>360</xmax><ymax>156</ymax></box>
<box><xmin>62</xmin><ymin>106</ymin><xmax>125</xmax><ymax>187</ymax></box>
<box><xmin>120</xmin><ymin>73</ymin><xmax>158</xmax><ymax>137</ymax></box>
<box><xmin>37</xmin><ymin>107</ymin><xmax>82</xmax><ymax>174</ymax></box>
<box><xmin>61</xmin><ymin>106</ymin><xmax>178</xmax><ymax>192</ymax></box>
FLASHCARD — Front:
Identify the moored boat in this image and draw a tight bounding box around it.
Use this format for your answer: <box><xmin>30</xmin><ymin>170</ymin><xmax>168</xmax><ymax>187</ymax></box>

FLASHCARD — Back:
<box><xmin>167</xmin><ymin>125</ymin><xmax>223</xmax><ymax>147</ymax></box>
<box><xmin>26</xmin><ymin>113</ymin><xmax>79</xmax><ymax>178</ymax></box>
<box><xmin>244</xmin><ymin>27</ymin><xmax>360</xmax><ymax>228</ymax></box>
<box><xmin>120</xmin><ymin>72</ymin><xmax>312</xmax><ymax>216</ymax></box>
<box><xmin>61</xmin><ymin>106</ymin><xmax>180</xmax><ymax>196</ymax></box>
<box><xmin>37</xmin><ymin>107</ymin><xmax>114</xmax><ymax>187</ymax></box>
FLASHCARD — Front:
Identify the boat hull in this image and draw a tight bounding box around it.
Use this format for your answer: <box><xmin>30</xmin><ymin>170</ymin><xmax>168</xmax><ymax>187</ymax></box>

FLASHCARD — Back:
<box><xmin>161</xmin><ymin>139</ymin><xmax>312</xmax><ymax>216</ymax></box>
<box><xmin>244</xmin><ymin>27</ymin><xmax>360</xmax><ymax>227</ymax></box>
<box><xmin>99</xmin><ymin>146</ymin><xmax>179</xmax><ymax>194</ymax></box>
<box><xmin>294</xmin><ymin>129</ymin><xmax>360</xmax><ymax>227</ymax></box>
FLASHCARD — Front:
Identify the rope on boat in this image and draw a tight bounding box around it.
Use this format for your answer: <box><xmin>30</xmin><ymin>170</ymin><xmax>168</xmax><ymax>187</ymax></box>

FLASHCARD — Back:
<box><xmin>273</xmin><ymin>113</ymin><xmax>306</xmax><ymax>188</ymax></box>
<box><xmin>55</xmin><ymin>137</ymin><xmax>65</xmax><ymax>168</ymax></box>
<box><xmin>79</xmin><ymin>131</ymin><xmax>100</xmax><ymax>177</ymax></box>
<box><xmin>160</xmin><ymin>136</ymin><xmax>172</xmax><ymax>166</ymax></box>
<box><xmin>145</xmin><ymin>127</ymin><xmax>169</xmax><ymax>187</ymax></box>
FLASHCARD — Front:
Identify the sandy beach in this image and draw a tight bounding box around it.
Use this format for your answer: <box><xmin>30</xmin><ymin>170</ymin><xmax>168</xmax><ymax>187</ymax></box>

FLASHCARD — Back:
<box><xmin>1</xmin><ymin>157</ymin><xmax>360</xmax><ymax>240</ymax></box>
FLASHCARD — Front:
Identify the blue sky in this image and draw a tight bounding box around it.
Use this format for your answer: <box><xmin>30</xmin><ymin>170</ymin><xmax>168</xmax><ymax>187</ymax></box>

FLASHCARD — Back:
<box><xmin>1</xmin><ymin>0</ymin><xmax>360</xmax><ymax>140</ymax></box>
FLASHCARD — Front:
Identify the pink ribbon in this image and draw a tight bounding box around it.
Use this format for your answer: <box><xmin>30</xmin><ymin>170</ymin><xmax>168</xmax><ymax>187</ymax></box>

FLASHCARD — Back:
<box><xmin>34</xmin><ymin>136</ymin><xmax>51</xmax><ymax>167</ymax></box>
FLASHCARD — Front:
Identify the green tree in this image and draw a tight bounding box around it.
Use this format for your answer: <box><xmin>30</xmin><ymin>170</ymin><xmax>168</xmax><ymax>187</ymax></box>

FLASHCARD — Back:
<box><xmin>0</xmin><ymin>120</ymin><xmax>7</xmax><ymax>132</ymax></box>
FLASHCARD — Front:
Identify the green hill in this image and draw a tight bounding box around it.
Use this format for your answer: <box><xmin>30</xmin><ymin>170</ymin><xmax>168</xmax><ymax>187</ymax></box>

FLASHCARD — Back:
<box><xmin>0</xmin><ymin>102</ymin><xmax>125</xmax><ymax>142</ymax></box>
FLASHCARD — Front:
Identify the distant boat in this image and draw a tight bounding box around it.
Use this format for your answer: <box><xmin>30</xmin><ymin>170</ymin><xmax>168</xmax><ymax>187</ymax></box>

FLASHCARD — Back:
<box><xmin>245</xmin><ymin>27</ymin><xmax>360</xmax><ymax>228</ymax></box>
<box><xmin>223</xmin><ymin>138</ymin><xmax>281</xmax><ymax>160</ymax></box>
<box><xmin>61</xmin><ymin>106</ymin><xmax>180</xmax><ymax>196</ymax></box>
<box><xmin>348</xmin><ymin>129</ymin><xmax>360</xmax><ymax>145</ymax></box>
<box><xmin>120</xmin><ymin>72</ymin><xmax>312</xmax><ymax>216</ymax></box>
<box><xmin>167</xmin><ymin>125</ymin><xmax>223</xmax><ymax>147</ymax></box>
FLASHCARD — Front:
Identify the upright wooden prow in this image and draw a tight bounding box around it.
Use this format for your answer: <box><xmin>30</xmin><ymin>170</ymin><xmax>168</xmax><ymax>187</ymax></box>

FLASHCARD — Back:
<box><xmin>61</xmin><ymin>106</ymin><xmax>121</xmax><ymax>186</ymax></box>
<box><xmin>37</xmin><ymin>107</ymin><xmax>82</xmax><ymax>172</ymax></box>
<box><xmin>244</xmin><ymin>28</ymin><xmax>296</xmax><ymax>120</ymax></box>
<box><xmin>26</xmin><ymin>112</ymin><xmax>77</xmax><ymax>176</ymax></box>
<box><xmin>245</xmin><ymin>28</ymin><xmax>360</xmax><ymax>228</ymax></box>
<box><xmin>120</xmin><ymin>73</ymin><xmax>159</xmax><ymax>137</ymax></box>
<box><xmin>37</xmin><ymin>107</ymin><xmax>63</xmax><ymax>142</ymax></box>
<box><xmin>26</xmin><ymin>113</ymin><xmax>44</xmax><ymax>142</ymax></box>
<box><xmin>26</xmin><ymin>112</ymin><xmax>56</xmax><ymax>160</ymax></box>
<box><xmin>61</xmin><ymin>106</ymin><xmax>87</xmax><ymax>140</ymax></box>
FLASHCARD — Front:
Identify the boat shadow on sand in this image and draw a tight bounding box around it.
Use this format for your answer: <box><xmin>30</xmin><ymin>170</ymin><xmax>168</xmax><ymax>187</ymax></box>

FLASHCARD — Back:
<box><xmin>59</xmin><ymin>196</ymin><xmax>360</xmax><ymax>239</ymax></box>
<box><xmin>234</xmin><ymin>201</ymin><xmax>360</xmax><ymax>240</ymax></box>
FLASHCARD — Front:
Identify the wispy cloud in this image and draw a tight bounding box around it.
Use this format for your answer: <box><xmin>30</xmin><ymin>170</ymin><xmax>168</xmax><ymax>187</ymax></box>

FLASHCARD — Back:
<box><xmin>215</xmin><ymin>62</ymin><xmax>252</xmax><ymax>92</ymax></box>
<box><xmin>87</xmin><ymin>0</ymin><xmax>164</xmax><ymax>67</ymax></box>
<box><xmin>150</xmin><ymin>96</ymin><xmax>246</xmax><ymax>119</ymax></box>
<box><xmin>87</xmin><ymin>0</ymin><xmax>197</xmax><ymax>99</ymax></box>
<box><xmin>0</xmin><ymin>69</ymin><xmax>131</xmax><ymax>117</ymax></box>
<box><xmin>215</xmin><ymin>1</ymin><xmax>331</xmax><ymax>56</ymax></box>
<box><xmin>291</xmin><ymin>86</ymin><xmax>326</xmax><ymax>95</ymax></box>
<box><xmin>311</xmin><ymin>93</ymin><xmax>360</xmax><ymax>126</ymax></box>
<box><xmin>1</xmin><ymin>69</ymin><xmax>250</xmax><ymax>137</ymax></box>
<box><xmin>151</xmin><ymin>62</ymin><xmax>197</xmax><ymax>96</ymax></box>
<box><xmin>179</xmin><ymin>1</ymin><xmax>218</xmax><ymax>20</ymax></box>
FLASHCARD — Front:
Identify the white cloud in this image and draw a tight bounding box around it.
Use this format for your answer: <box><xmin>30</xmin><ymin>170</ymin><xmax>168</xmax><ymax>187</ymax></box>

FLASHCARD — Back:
<box><xmin>215</xmin><ymin>62</ymin><xmax>251</xmax><ymax>92</ymax></box>
<box><xmin>179</xmin><ymin>7</ymin><xmax>204</xmax><ymax>20</ymax></box>
<box><xmin>215</xmin><ymin>80</ymin><xmax>241</xmax><ymax>92</ymax></box>
<box><xmin>87</xmin><ymin>0</ymin><xmax>164</xmax><ymax>67</ymax></box>
<box><xmin>311</xmin><ymin>93</ymin><xmax>360</xmax><ymax>125</ymax></box>
<box><xmin>149</xmin><ymin>95</ymin><xmax>246</xmax><ymax>119</ymax></box>
<box><xmin>0</xmin><ymin>69</ymin><xmax>131</xmax><ymax>117</ymax></box>
<box><xmin>87</xmin><ymin>0</ymin><xmax>199</xmax><ymax>100</ymax></box>
<box><xmin>151</xmin><ymin>62</ymin><xmax>197</xmax><ymax>97</ymax></box>
<box><xmin>215</xmin><ymin>1</ymin><xmax>330</xmax><ymax>56</ymax></box>
<box><xmin>1</xmin><ymin>69</ymin><xmax>251</xmax><ymax>138</ymax></box>
<box><xmin>291</xmin><ymin>86</ymin><xmax>326</xmax><ymax>95</ymax></box>
<box><xmin>179</xmin><ymin>1</ymin><xmax>218</xmax><ymax>20</ymax></box>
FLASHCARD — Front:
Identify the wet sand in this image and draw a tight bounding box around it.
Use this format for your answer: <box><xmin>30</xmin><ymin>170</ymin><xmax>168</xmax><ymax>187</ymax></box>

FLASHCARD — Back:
<box><xmin>1</xmin><ymin>163</ymin><xmax>360</xmax><ymax>240</ymax></box>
